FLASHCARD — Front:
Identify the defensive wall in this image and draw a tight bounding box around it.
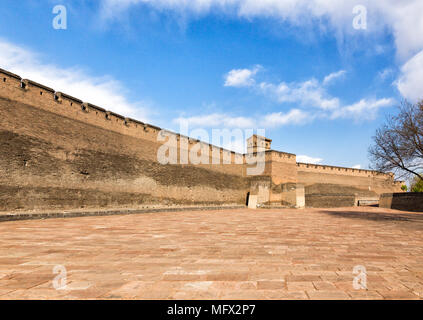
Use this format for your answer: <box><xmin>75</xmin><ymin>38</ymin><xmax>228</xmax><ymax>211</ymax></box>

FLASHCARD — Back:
<box><xmin>0</xmin><ymin>68</ymin><xmax>402</xmax><ymax>212</ymax></box>
<box><xmin>380</xmin><ymin>193</ymin><xmax>423</xmax><ymax>212</ymax></box>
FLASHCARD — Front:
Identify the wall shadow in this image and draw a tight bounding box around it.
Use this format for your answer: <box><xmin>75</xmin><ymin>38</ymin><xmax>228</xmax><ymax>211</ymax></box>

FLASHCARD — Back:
<box><xmin>319</xmin><ymin>209</ymin><xmax>423</xmax><ymax>223</ymax></box>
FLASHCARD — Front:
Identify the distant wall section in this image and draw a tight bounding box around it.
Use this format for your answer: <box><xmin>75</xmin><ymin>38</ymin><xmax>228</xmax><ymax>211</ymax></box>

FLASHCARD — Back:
<box><xmin>380</xmin><ymin>193</ymin><xmax>423</xmax><ymax>212</ymax></box>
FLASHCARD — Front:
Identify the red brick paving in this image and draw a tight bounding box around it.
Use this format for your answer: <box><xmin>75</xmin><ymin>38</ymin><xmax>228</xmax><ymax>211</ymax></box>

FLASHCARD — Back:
<box><xmin>0</xmin><ymin>207</ymin><xmax>422</xmax><ymax>299</ymax></box>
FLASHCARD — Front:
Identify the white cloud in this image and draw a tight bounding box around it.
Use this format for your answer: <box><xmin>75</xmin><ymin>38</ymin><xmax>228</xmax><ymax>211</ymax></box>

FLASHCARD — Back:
<box><xmin>186</xmin><ymin>68</ymin><xmax>395</xmax><ymax>131</ymax></box>
<box><xmin>297</xmin><ymin>155</ymin><xmax>323</xmax><ymax>164</ymax></box>
<box><xmin>352</xmin><ymin>164</ymin><xmax>361</xmax><ymax>169</ymax></box>
<box><xmin>173</xmin><ymin>108</ymin><xmax>314</xmax><ymax>132</ymax></box>
<box><xmin>378</xmin><ymin>68</ymin><xmax>394</xmax><ymax>81</ymax></box>
<box><xmin>224</xmin><ymin>65</ymin><xmax>261</xmax><ymax>87</ymax></box>
<box><xmin>226</xmin><ymin>67</ymin><xmax>394</xmax><ymax>121</ymax></box>
<box><xmin>260</xmin><ymin>109</ymin><xmax>312</xmax><ymax>127</ymax></box>
<box><xmin>99</xmin><ymin>0</ymin><xmax>423</xmax><ymax>104</ymax></box>
<box><xmin>174</xmin><ymin>113</ymin><xmax>255</xmax><ymax>128</ymax></box>
<box><xmin>330</xmin><ymin>98</ymin><xmax>394</xmax><ymax>121</ymax></box>
<box><xmin>396</xmin><ymin>50</ymin><xmax>423</xmax><ymax>103</ymax></box>
<box><xmin>172</xmin><ymin>110</ymin><xmax>314</xmax><ymax>153</ymax></box>
<box><xmin>99</xmin><ymin>0</ymin><xmax>423</xmax><ymax>61</ymax></box>
<box><xmin>259</xmin><ymin>78</ymin><xmax>340</xmax><ymax>110</ymax></box>
<box><xmin>0</xmin><ymin>39</ymin><xmax>149</xmax><ymax>121</ymax></box>
<box><xmin>323</xmin><ymin>70</ymin><xmax>346</xmax><ymax>85</ymax></box>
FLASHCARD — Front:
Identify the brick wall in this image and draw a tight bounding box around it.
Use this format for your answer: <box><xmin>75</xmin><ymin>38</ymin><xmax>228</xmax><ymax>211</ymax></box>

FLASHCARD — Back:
<box><xmin>380</xmin><ymin>193</ymin><xmax>423</xmax><ymax>212</ymax></box>
<box><xmin>0</xmin><ymin>69</ymin><xmax>252</xmax><ymax>211</ymax></box>
<box><xmin>0</xmin><ymin>68</ymin><xmax>402</xmax><ymax>211</ymax></box>
<box><xmin>297</xmin><ymin>165</ymin><xmax>401</xmax><ymax>195</ymax></box>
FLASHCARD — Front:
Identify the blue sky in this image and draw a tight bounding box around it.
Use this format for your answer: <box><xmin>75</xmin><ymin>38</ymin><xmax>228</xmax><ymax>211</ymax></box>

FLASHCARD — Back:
<box><xmin>1</xmin><ymin>0</ymin><xmax>422</xmax><ymax>170</ymax></box>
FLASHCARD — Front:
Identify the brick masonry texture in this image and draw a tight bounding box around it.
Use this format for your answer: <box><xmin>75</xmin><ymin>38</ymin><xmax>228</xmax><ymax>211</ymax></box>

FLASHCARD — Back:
<box><xmin>0</xmin><ymin>68</ymin><xmax>402</xmax><ymax>212</ymax></box>
<box><xmin>380</xmin><ymin>193</ymin><xmax>423</xmax><ymax>212</ymax></box>
<box><xmin>0</xmin><ymin>207</ymin><xmax>422</xmax><ymax>300</ymax></box>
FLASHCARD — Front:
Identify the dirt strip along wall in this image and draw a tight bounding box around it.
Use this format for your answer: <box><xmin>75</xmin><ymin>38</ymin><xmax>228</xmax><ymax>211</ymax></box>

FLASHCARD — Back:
<box><xmin>0</xmin><ymin>69</ymin><xmax>250</xmax><ymax>211</ymax></box>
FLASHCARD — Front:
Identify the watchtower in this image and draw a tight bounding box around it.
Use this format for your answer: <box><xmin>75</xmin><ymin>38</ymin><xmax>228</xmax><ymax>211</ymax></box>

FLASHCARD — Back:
<box><xmin>247</xmin><ymin>135</ymin><xmax>272</xmax><ymax>153</ymax></box>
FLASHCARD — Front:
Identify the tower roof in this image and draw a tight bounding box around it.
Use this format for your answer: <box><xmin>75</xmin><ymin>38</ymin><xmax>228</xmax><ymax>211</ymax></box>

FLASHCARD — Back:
<box><xmin>247</xmin><ymin>134</ymin><xmax>272</xmax><ymax>142</ymax></box>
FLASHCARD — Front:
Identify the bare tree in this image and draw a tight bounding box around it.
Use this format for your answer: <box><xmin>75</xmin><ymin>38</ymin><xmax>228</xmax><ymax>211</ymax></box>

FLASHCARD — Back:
<box><xmin>369</xmin><ymin>100</ymin><xmax>423</xmax><ymax>181</ymax></box>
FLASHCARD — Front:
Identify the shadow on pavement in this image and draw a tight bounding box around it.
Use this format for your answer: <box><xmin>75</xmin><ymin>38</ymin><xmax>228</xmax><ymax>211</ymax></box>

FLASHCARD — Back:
<box><xmin>319</xmin><ymin>209</ymin><xmax>423</xmax><ymax>223</ymax></box>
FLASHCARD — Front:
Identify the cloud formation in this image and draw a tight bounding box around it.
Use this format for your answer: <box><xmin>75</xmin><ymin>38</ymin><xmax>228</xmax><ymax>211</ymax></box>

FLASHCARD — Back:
<box><xmin>174</xmin><ymin>113</ymin><xmax>254</xmax><ymax>128</ymax></box>
<box><xmin>224</xmin><ymin>66</ymin><xmax>395</xmax><ymax>123</ymax></box>
<box><xmin>224</xmin><ymin>65</ymin><xmax>261</xmax><ymax>87</ymax></box>
<box><xmin>0</xmin><ymin>39</ymin><xmax>149</xmax><ymax>121</ymax></box>
<box><xmin>323</xmin><ymin>70</ymin><xmax>346</xmax><ymax>85</ymax></box>
<box><xmin>100</xmin><ymin>0</ymin><xmax>423</xmax><ymax>60</ymax></box>
<box><xmin>396</xmin><ymin>50</ymin><xmax>423</xmax><ymax>103</ymax></box>
<box><xmin>296</xmin><ymin>155</ymin><xmax>323</xmax><ymax>164</ymax></box>
<box><xmin>259</xmin><ymin>78</ymin><xmax>340</xmax><ymax>110</ymax></box>
<box><xmin>101</xmin><ymin>0</ymin><xmax>423</xmax><ymax>108</ymax></box>
<box><xmin>175</xmin><ymin>64</ymin><xmax>395</xmax><ymax>139</ymax></box>
<box><xmin>100</xmin><ymin>0</ymin><xmax>423</xmax><ymax>104</ymax></box>
<box><xmin>174</xmin><ymin>107</ymin><xmax>313</xmax><ymax>130</ymax></box>
<box><xmin>330</xmin><ymin>98</ymin><xmax>394</xmax><ymax>121</ymax></box>
<box><xmin>260</xmin><ymin>109</ymin><xmax>312</xmax><ymax>127</ymax></box>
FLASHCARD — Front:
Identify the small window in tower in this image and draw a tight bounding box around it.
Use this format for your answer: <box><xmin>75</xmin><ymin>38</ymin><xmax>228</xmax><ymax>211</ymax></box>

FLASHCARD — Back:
<box><xmin>3</xmin><ymin>78</ymin><xmax>6</xmax><ymax>82</ymax></box>
<box><xmin>20</xmin><ymin>81</ymin><xmax>26</xmax><ymax>89</ymax></box>
<box><xmin>40</xmin><ymin>91</ymin><xmax>43</xmax><ymax>95</ymax></box>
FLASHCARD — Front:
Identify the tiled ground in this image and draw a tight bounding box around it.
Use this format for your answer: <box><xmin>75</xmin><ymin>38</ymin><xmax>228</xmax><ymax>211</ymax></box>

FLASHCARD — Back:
<box><xmin>0</xmin><ymin>207</ymin><xmax>422</xmax><ymax>300</ymax></box>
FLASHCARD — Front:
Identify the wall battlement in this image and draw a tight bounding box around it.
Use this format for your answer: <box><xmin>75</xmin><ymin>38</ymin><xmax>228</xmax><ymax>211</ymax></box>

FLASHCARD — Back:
<box><xmin>0</xmin><ymin>67</ymin><xmax>400</xmax><ymax>180</ymax></box>
<box><xmin>0</xmin><ymin>68</ymin><xmax>246</xmax><ymax>166</ymax></box>
<box><xmin>296</xmin><ymin>162</ymin><xmax>392</xmax><ymax>178</ymax></box>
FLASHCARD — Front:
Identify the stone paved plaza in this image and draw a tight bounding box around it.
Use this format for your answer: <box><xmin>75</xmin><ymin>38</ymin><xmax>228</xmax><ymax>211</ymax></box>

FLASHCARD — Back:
<box><xmin>0</xmin><ymin>207</ymin><xmax>422</xmax><ymax>300</ymax></box>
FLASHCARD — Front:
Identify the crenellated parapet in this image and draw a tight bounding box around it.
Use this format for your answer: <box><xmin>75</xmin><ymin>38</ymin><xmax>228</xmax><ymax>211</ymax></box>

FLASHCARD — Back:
<box><xmin>0</xmin><ymin>67</ymin><xmax>402</xmax><ymax>190</ymax></box>
<box><xmin>0</xmin><ymin>67</ymin><xmax>405</xmax><ymax>211</ymax></box>
<box><xmin>296</xmin><ymin>162</ymin><xmax>393</xmax><ymax>178</ymax></box>
<box><xmin>0</xmin><ymin>67</ymin><xmax>246</xmax><ymax>166</ymax></box>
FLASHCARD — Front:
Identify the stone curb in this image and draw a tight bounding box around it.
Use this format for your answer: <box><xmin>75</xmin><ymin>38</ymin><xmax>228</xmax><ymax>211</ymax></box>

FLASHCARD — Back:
<box><xmin>0</xmin><ymin>206</ymin><xmax>246</xmax><ymax>223</ymax></box>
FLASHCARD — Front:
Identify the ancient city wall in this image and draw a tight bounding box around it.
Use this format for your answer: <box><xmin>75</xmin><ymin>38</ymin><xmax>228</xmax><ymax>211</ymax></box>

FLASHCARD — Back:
<box><xmin>267</xmin><ymin>151</ymin><xmax>299</xmax><ymax>206</ymax></box>
<box><xmin>296</xmin><ymin>163</ymin><xmax>402</xmax><ymax>207</ymax></box>
<box><xmin>0</xmin><ymin>68</ymin><xmax>402</xmax><ymax>211</ymax></box>
<box><xmin>0</xmin><ymin>68</ymin><xmax>251</xmax><ymax>212</ymax></box>
<box><xmin>297</xmin><ymin>163</ymin><xmax>401</xmax><ymax>194</ymax></box>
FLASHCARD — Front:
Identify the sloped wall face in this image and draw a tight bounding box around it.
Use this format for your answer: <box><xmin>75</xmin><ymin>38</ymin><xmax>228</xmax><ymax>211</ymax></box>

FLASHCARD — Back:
<box><xmin>0</xmin><ymin>75</ymin><xmax>250</xmax><ymax>211</ymax></box>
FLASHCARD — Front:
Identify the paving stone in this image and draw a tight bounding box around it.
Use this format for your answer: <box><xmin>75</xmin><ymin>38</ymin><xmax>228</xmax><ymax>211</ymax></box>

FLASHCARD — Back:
<box><xmin>376</xmin><ymin>290</ymin><xmax>420</xmax><ymax>300</ymax></box>
<box><xmin>0</xmin><ymin>207</ymin><xmax>422</xmax><ymax>299</ymax></box>
<box><xmin>306</xmin><ymin>290</ymin><xmax>351</xmax><ymax>300</ymax></box>
<box><xmin>257</xmin><ymin>280</ymin><xmax>286</xmax><ymax>290</ymax></box>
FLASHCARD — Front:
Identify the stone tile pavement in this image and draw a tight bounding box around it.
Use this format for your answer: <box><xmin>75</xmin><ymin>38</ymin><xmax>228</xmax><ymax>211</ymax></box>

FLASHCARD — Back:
<box><xmin>0</xmin><ymin>207</ymin><xmax>422</xmax><ymax>300</ymax></box>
